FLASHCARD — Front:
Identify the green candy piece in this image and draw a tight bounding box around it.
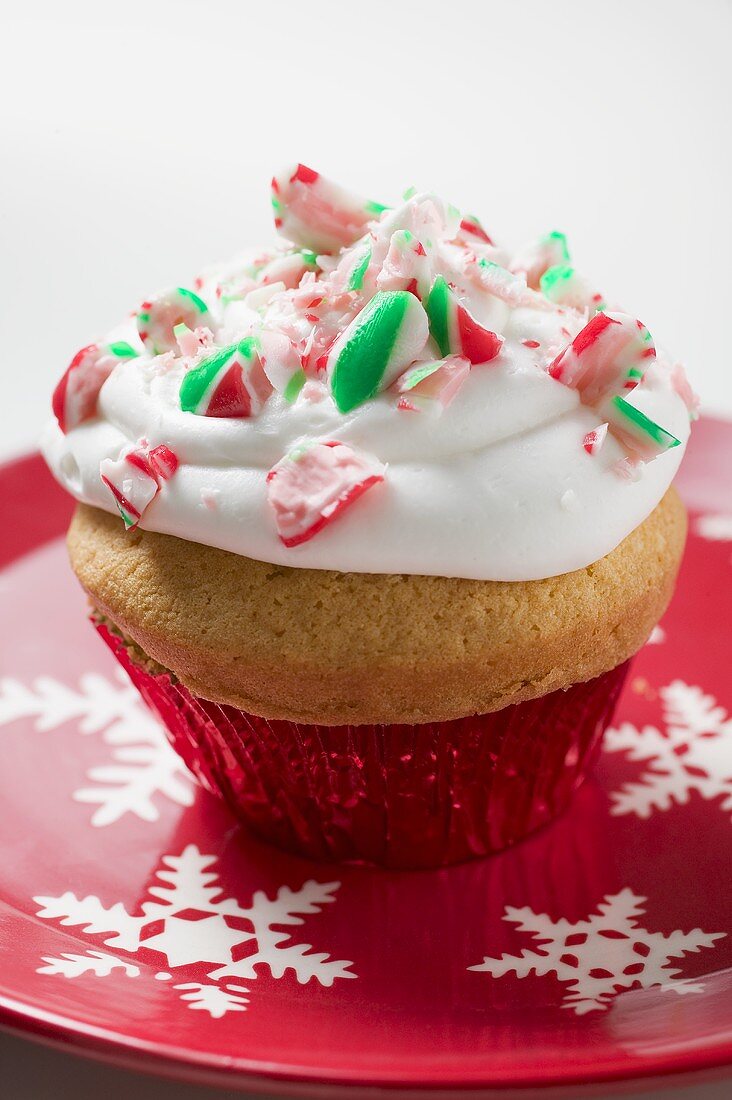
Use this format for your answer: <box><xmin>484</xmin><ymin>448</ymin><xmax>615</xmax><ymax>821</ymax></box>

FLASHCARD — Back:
<box><xmin>180</xmin><ymin>337</ymin><xmax>258</xmax><ymax>414</ymax></box>
<box><xmin>609</xmin><ymin>395</ymin><xmax>682</xmax><ymax>452</ymax></box>
<box><xmin>347</xmin><ymin>245</ymin><xmax>371</xmax><ymax>292</ymax></box>
<box><xmin>540</xmin><ymin>263</ymin><xmax>574</xmax><ymax>296</ymax></box>
<box><xmin>545</xmin><ymin>230</ymin><xmax>570</xmax><ymax>261</ymax></box>
<box><xmin>107</xmin><ymin>340</ymin><xmax>139</xmax><ymax>359</ymax></box>
<box><xmin>399</xmin><ymin>360</ymin><xmax>442</xmax><ymax>390</ymax></box>
<box><xmin>283</xmin><ymin>369</ymin><xmax>306</xmax><ymax>403</ymax></box>
<box><xmin>540</xmin><ymin>263</ymin><xmax>606</xmax><ymax>312</ymax></box>
<box><xmin>425</xmin><ymin>275</ymin><xmax>452</xmax><ymax>357</ymax></box>
<box><xmin>176</xmin><ymin>287</ymin><xmax>209</xmax><ymax>313</ymax></box>
<box><xmin>330</xmin><ymin>291</ymin><xmax>414</xmax><ymax>414</ymax></box>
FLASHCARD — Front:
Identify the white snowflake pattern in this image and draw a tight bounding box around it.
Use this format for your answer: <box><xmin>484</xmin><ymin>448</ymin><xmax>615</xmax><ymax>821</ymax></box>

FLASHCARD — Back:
<box><xmin>35</xmin><ymin>844</ymin><xmax>356</xmax><ymax>1017</ymax></box>
<box><xmin>695</xmin><ymin>514</ymin><xmax>732</xmax><ymax>541</ymax></box>
<box><xmin>0</xmin><ymin>671</ymin><xmax>194</xmax><ymax>825</ymax></box>
<box><xmin>605</xmin><ymin>681</ymin><xmax>732</xmax><ymax>819</ymax></box>
<box><xmin>469</xmin><ymin>889</ymin><xmax>724</xmax><ymax>1015</ymax></box>
<box><xmin>38</xmin><ymin>950</ymin><xmax>140</xmax><ymax>978</ymax></box>
<box><xmin>174</xmin><ymin>982</ymin><xmax>250</xmax><ymax>1018</ymax></box>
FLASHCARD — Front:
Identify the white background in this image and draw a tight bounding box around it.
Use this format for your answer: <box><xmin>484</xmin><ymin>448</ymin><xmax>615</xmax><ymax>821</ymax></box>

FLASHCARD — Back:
<box><xmin>1</xmin><ymin>1</ymin><xmax>730</xmax><ymax>1096</ymax></box>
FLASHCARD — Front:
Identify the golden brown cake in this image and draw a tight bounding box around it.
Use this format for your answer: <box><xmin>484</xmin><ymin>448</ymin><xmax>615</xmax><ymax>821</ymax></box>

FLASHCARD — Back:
<box><xmin>68</xmin><ymin>488</ymin><xmax>685</xmax><ymax>725</ymax></box>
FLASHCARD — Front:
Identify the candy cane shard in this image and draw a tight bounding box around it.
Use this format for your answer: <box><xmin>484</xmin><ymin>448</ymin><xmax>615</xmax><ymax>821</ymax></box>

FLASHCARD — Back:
<box><xmin>458</xmin><ymin>214</ymin><xmax>494</xmax><ymax>246</ymax></box>
<box><xmin>100</xmin><ymin>442</ymin><xmax>178</xmax><ymax>530</ymax></box>
<box><xmin>258</xmin><ymin>330</ymin><xmax>306</xmax><ymax>402</ymax></box>
<box><xmin>540</xmin><ymin>264</ymin><xmax>606</xmax><ymax>313</ymax></box>
<box><xmin>328</xmin><ymin>290</ymin><xmax>429</xmax><ymax>413</ymax></box>
<box><xmin>243</xmin><ymin>282</ymin><xmax>288</xmax><ymax>313</ymax></box>
<box><xmin>548</xmin><ymin>312</ymin><xmax>681</xmax><ymax>467</ymax></box>
<box><xmin>174</xmin><ymin>323</ymin><xmax>213</xmax><ymax>358</ymax></box>
<box><xmin>137</xmin><ymin>288</ymin><xmax>211</xmax><ymax>355</ymax></box>
<box><xmin>52</xmin><ymin>341</ymin><xmax>139</xmax><ymax>434</ymax></box>
<box><xmin>601</xmin><ymin>395</ymin><xmax>682</xmax><ymax>462</ymax></box>
<box><xmin>395</xmin><ymin>355</ymin><xmax>470</xmax><ymax>414</ymax></box>
<box><xmin>375</xmin><ymin>193</ymin><xmax>460</xmax><ymax>259</ymax></box>
<box><xmin>271</xmin><ymin>164</ymin><xmax>388</xmax><ymax>254</ymax></box>
<box><xmin>425</xmin><ymin>276</ymin><xmax>503</xmax><ymax>364</ymax></box>
<box><xmin>548</xmin><ymin>312</ymin><xmax>656</xmax><ymax>406</ymax></box>
<box><xmin>510</xmin><ymin>231</ymin><xmax>569</xmax><ymax>289</ymax></box>
<box><xmin>266</xmin><ymin>440</ymin><xmax>386</xmax><ymax>547</ymax></box>
<box><xmin>583</xmin><ymin>422</ymin><xmax>609</xmax><ymax>455</ymax></box>
<box><xmin>347</xmin><ymin>243</ymin><xmax>372</xmax><ymax>292</ymax></box>
<box><xmin>215</xmin><ymin>271</ymin><xmax>257</xmax><ymax>306</ymax></box>
<box><xmin>376</xmin><ymin>230</ymin><xmax>432</xmax><ymax>298</ymax></box>
<box><xmin>179</xmin><ymin>337</ymin><xmax>272</xmax><ymax>417</ymax></box>
<box><xmin>257</xmin><ymin>249</ymin><xmax>320</xmax><ymax>289</ymax></box>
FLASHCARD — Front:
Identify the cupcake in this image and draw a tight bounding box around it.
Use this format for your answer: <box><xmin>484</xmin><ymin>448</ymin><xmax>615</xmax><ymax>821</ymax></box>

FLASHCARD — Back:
<box><xmin>42</xmin><ymin>165</ymin><xmax>696</xmax><ymax>868</ymax></box>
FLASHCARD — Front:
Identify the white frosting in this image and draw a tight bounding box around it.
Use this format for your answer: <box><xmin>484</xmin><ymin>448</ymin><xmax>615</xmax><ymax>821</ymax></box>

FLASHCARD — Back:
<box><xmin>42</xmin><ymin>188</ymin><xmax>692</xmax><ymax>582</ymax></box>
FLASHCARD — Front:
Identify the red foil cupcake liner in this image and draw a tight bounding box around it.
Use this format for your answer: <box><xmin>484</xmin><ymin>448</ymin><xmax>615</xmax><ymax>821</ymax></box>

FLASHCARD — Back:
<box><xmin>97</xmin><ymin>623</ymin><xmax>629</xmax><ymax>869</ymax></box>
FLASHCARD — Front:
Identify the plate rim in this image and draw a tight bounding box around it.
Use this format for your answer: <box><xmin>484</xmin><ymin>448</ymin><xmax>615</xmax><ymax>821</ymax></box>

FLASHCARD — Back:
<box><xmin>2</xmin><ymin>988</ymin><xmax>732</xmax><ymax>1094</ymax></box>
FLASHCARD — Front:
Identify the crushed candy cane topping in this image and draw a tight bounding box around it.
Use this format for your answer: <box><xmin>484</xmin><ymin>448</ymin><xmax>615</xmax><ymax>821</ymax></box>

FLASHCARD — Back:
<box><xmin>100</xmin><ymin>441</ymin><xmax>178</xmax><ymax>530</ymax></box>
<box><xmin>266</xmin><ymin>441</ymin><xmax>386</xmax><ymax>547</ymax></box>
<box><xmin>44</xmin><ymin>165</ymin><xmax>696</xmax><ymax>578</ymax></box>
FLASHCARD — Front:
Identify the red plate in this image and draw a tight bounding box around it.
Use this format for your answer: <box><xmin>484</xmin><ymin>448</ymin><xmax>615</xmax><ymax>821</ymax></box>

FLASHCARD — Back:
<box><xmin>0</xmin><ymin>420</ymin><xmax>731</xmax><ymax>1094</ymax></box>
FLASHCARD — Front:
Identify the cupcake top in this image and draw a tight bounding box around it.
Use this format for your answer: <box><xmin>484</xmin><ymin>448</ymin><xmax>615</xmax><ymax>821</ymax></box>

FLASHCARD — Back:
<box><xmin>42</xmin><ymin>165</ymin><xmax>697</xmax><ymax>581</ymax></box>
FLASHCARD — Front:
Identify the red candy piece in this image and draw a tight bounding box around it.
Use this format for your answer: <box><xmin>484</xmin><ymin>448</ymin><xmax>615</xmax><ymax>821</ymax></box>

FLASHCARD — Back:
<box><xmin>271</xmin><ymin>164</ymin><xmax>384</xmax><ymax>254</ymax></box>
<box><xmin>548</xmin><ymin>312</ymin><xmax>656</xmax><ymax>406</ymax></box>
<box><xmin>426</xmin><ymin>276</ymin><xmax>504</xmax><ymax>366</ymax></box>
<box><xmin>395</xmin><ymin>356</ymin><xmax>470</xmax><ymax>414</ymax></box>
<box><xmin>266</xmin><ymin>440</ymin><xmax>386</xmax><ymax>548</ymax></box>
<box><xmin>459</xmin><ymin>215</ymin><xmax>494</xmax><ymax>246</ymax></box>
<box><xmin>52</xmin><ymin>342</ymin><xmax>137</xmax><ymax>434</ymax></box>
<box><xmin>100</xmin><ymin>440</ymin><xmax>178</xmax><ymax>530</ymax></box>
<box><xmin>583</xmin><ymin>423</ymin><xmax>609</xmax><ymax>455</ymax></box>
<box><xmin>457</xmin><ymin>304</ymin><xmax>503</xmax><ymax>365</ymax></box>
<box><xmin>147</xmin><ymin>444</ymin><xmax>179</xmax><ymax>479</ymax></box>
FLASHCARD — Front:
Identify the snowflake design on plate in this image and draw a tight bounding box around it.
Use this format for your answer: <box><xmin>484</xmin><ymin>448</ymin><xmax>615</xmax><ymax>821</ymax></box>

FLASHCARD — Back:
<box><xmin>0</xmin><ymin>670</ymin><xmax>194</xmax><ymax>825</ymax></box>
<box><xmin>605</xmin><ymin>681</ymin><xmax>732</xmax><ymax>819</ymax></box>
<box><xmin>469</xmin><ymin>889</ymin><xmax>724</xmax><ymax>1015</ymax></box>
<box><xmin>695</xmin><ymin>514</ymin><xmax>732</xmax><ymax>541</ymax></box>
<box><xmin>35</xmin><ymin>844</ymin><xmax>356</xmax><ymax>1017</ymax></box>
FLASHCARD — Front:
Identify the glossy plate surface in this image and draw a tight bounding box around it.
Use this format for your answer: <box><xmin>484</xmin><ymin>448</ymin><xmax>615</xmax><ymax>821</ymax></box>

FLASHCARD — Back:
<box><xmin>0</xmin><ymin>420</ymin><xmax>731</xmax><ymax>1093</ymax></box>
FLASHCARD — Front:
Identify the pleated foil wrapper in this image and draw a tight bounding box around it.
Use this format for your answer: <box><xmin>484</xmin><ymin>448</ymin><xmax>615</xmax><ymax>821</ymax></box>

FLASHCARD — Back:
<box><xmin>98</xmin><ymin>623</ymin><xmax>629</xmax><ymax>869</ymax></box>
